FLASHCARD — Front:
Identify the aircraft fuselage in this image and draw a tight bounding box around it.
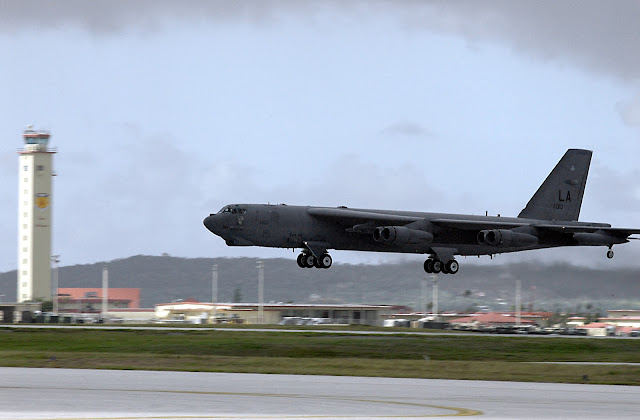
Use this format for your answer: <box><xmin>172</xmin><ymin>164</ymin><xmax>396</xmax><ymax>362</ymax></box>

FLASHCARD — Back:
<box><xmin>203</xmin><ymin>149</ymin><xmax>639</xmax><ymax>274</ymax></box>
<box><xmin>204</xmin><ymin>203</ymin><xmax>616</xmax><ymax>257</ymax></box>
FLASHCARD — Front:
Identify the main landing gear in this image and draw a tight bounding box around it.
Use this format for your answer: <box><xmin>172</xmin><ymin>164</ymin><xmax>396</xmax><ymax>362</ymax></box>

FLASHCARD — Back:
<box><xmin>297</xmin><ymin>252</ymin><xmax>332</xmax><ymax>269</ymax></box>
<box><xmin>424</xmin><ymin>258</ymin><xmax>459</xmax><ymax>275</ymax></box>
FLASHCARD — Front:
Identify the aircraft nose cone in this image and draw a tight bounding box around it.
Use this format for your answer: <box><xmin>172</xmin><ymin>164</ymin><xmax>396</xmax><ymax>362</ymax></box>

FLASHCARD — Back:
<box><xmin>203</xmin><ymin>214</ymin><xmax>219</xmax><ymax>234</ymax></box>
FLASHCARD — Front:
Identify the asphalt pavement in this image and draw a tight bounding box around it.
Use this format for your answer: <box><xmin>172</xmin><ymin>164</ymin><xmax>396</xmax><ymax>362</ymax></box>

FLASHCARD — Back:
<box><xmin>2</xmin><ymin>367</ymin><xmax>639</xmax><ymax>419</ymax></box>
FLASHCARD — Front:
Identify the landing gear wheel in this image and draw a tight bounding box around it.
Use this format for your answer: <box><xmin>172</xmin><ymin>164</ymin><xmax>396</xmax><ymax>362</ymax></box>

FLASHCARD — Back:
<box><xmin>304</xmin><ymin>254</ymin><xmax>317</xmax><ymax>268</ymax></box>
<box><xmin>445</xmin><ymin>260</ymin><xmax>459</xmax><ymax>274</ymax></box>
<box><xmin>318</xmin><ymin>254</ymin><xmax>332</xmax><ymax>269</ymax></box>
<box><xmin>424</xmin><ymin>259</ymin><xmax>434</xmax><ymax>273</ymax></box>
<box><xmin>296</xmin><ymin>253</ymin><xmax>306</xmax><ymax>268</ymax></box>
<box><xmin>607</xmin><ymin>249</ymin><xmax>614</xmax><ymax>259</ymax></box>
<box><xmin>431</xmin><ymin>260</ymin><xmax>443</xmax><ymax>274</ymax></box>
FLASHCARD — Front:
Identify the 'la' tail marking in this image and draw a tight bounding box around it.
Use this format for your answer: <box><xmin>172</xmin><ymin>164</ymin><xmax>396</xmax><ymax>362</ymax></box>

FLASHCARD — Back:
<box><xmin>558</xmin><ymin>190</ymin><xmax>572</xmax><ymax>202</ymax></box>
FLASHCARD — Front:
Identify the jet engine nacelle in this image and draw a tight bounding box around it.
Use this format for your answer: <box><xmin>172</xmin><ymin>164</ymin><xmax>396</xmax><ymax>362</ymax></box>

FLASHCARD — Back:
<box><xmin>373</xmin><ymin>226</ymin><xmax>434</xmax><ymax>245</ymax></box>
<box><xmin>573</xmin><ymin>232</ymin><xmax>621</xmax><ymax>246</ymax></box>
<box><xmin>477</xmin><ymin>229</ymin><xmax>538</xmax><ymax>247</ymax></box>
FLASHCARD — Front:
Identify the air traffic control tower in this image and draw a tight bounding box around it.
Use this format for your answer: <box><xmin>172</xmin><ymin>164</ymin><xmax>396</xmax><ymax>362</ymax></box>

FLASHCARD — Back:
<box><xmin>17</xmin><ymin>127</ymin><xmax>56</xmax><ymax>303</ymax></box>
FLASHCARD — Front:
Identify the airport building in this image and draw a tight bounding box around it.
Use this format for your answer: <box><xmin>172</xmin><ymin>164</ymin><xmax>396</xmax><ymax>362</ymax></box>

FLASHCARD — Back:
<box><xmin>604</xmin><ymin>309</ymin><xmax>640</xmax><ymax>325</ymax></box>
<box><xmin>48</xmin><ymin>288</ymin><xmax>155</xmax><ymax>323</ymax></box>
<box><xmin>382</xmin><ymin>311</ymin><xmax>553</xmax><ymax>329</ymax></box>
<box><xmin>17</xmin><ymin>127</ymin><xmax>56</xmax><ymax>303</ymax></box>
<box><xmin>56</xmin><ymin>288</ymin><xmax>141</xmax><ymax>313</ymax></box>
<box><xmin>154</xmin><ymin>299</ymin><xmax>403</xmax><ymax>326</ymax></box>
<box><xmin>447</xmin><ymin>312</ymin><xmax>538</xmax><ymax>329</ymax></box>
<box><xmin>566</xmin><ymin>310</ymin><xmax>640</xmax><ymax>336</ymax></box>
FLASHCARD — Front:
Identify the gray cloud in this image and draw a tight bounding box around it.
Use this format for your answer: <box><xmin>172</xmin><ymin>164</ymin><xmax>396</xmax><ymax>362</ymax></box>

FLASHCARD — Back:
<box><xmin>0</xmin><ymin>0</ymin><xmax>311</xmax><ymax>34</ymax></box>
<box><xmin>49</xmin><ymin>131</ymin><xmax>209</xmax><ymax>261</ymax></box>
<box><xmin>616</xmin><ymin>93</ymin><xmax>640</xmax><ymax>126</ymax></box>
<box><xmin>400</xmin><ymin>1</ymin><xmax>640</xmax><ymax>81</ymax></box>
<box><xmin>202</xmin><ymin>154</ymin><xmax>446</xmax><ymax>211</ymax></box>
<box><xmin>2</xmin><ymin>1</ymin><xmax>639</xmax><ymax>81</ymax></box>
<box><xmin>585</xmin><ymin>164</ymin><xmax>640</xmax><ymax>224</ymax></box>
<box><xmin>381</xmin><ymin>121</ymin><xmax>432</xmax><ymax>138</ymax></box>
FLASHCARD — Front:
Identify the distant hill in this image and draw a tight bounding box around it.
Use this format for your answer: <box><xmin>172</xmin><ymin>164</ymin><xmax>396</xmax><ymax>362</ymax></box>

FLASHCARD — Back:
<box><xmin>2</xmin><ymin>255</ymin><xmax>640</xmax><ymax>312</ymax></box>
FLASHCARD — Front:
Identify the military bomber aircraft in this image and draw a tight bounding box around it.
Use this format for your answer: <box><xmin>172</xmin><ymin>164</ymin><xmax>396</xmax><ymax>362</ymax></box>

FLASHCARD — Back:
<box><xmin>204</xmin><ymin>149</ymin><xmax>640</xmax><ymax>274</ymax></box>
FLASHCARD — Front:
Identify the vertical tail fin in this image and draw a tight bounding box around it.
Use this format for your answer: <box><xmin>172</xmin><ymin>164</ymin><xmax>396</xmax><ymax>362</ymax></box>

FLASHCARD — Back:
<box><xmin>518</xmin><ymin>149</ymin><xmax>592</xmax><ymax>221</ymax></box>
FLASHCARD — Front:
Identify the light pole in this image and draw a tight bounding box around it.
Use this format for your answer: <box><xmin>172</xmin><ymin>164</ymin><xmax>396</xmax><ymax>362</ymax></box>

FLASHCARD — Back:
<box><xmin>431</xmin><ymin>275</ymin><xmax>438</xmax><ymax>321</ymax></box>
<box><xmin>422</xmin><ymin>277</ymin><xmax>428</xmax><ymax>316</ymax></box>
<box><xmin>51</xmin><ymin>255</ymin><xmax>60</xmax><ymax>315</ymax></box>
<box><xmin>257</xmin><ymin>260</ymin><xmax>264</xmax><ymax>324</ymax></box>
<box><xmin>516</xmin><ymin>277</ymin><xmax>521</xmax><ymax>327</ymax></box>
<box><xmin>102</xmin><ymin>265</ymin><xmax>108</xmax><ymax>322</ymax></box>
<box><xmin>211</xmin><ymin>264</ymin><xmax>218</xmax><ymax>324</ymax></box>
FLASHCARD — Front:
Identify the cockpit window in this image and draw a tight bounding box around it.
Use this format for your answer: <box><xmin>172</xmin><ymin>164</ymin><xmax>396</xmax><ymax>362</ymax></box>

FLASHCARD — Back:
<box><xmin>218</xmin><ymin>206</ymin><xmax>246</xmax><ymax>214</ymax></box>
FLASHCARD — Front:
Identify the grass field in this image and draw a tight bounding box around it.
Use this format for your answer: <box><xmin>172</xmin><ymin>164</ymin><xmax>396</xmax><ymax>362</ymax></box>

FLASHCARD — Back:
<box><xmin>1</xmin><ymin>327</ymin><xmax>640</xmax><ymax>385</ymax></box>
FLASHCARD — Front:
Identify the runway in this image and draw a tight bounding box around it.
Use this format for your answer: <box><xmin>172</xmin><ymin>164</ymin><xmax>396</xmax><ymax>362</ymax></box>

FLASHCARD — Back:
<box><xmin>1</xmin><ymin>367</ymin><xmax>639</xmax><ymax>419</ymax></box>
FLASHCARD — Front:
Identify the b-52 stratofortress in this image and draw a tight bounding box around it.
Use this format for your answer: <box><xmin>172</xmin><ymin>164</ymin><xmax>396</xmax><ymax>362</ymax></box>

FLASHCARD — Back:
<box><xmin>204</xmin><ymin>149</ymin><xmax>640</xmax><ymax>274</ymax></box>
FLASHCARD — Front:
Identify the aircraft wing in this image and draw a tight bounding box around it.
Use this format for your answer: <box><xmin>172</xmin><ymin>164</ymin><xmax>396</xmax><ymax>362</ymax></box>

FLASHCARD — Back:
<box><xmin>429</xmin><ymin>219</ymin><xmax>528</xmax><ymax>230</ymax></box>
<box><xmin>308</xmin><ymin>208</ymin><xmax>640</xmax><ymax>239</ymax></box>
<box><xmin>432</xmin><ymin>219</ymin><xmax>640</xmax><ymax>238</ymax></box>
<box><xmin>602</xmin><ymin>227</ymin><xmax>640</xmax><ymax>237</ymax></box>
<box><xmin>533</xmin><ymin>224</ymin><xmax>640</xmax><ymax>237</ymax></box>
<box><xmin>307</xmin><ymin>207</ymin><xmax>423</xmax><ymax>224</ymax></box>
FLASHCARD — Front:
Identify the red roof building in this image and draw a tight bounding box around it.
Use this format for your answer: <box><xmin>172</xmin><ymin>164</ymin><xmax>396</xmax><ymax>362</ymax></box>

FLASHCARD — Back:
<box><xmin>57</xmin><ymin>288</ymin><xmax>141</xmax><ymax>313</ymax></box>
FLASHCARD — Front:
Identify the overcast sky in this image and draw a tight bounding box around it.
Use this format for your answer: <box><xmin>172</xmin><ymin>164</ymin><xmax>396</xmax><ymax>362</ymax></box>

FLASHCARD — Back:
<box><xmin>1</xmin><ymin>1</ymin><xmax>640</xmax><ymax>272</ymax></box>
